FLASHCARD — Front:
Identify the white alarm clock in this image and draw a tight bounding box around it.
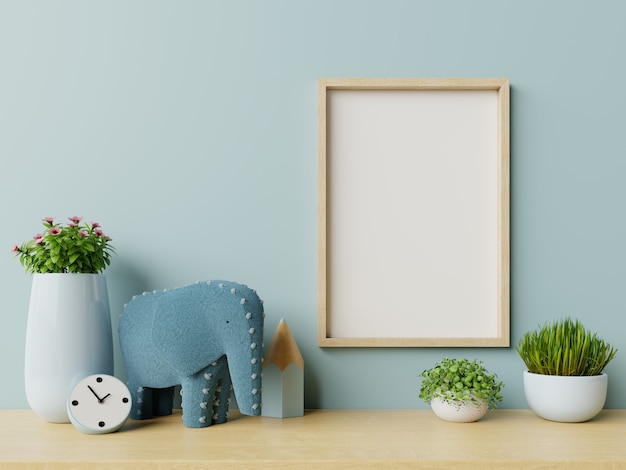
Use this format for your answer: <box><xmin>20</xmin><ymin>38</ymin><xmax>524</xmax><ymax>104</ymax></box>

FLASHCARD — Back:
<box><xmin>67</xmin><ymin>374</ymin><xmax>132</xmax><ymax>434</ymax></box>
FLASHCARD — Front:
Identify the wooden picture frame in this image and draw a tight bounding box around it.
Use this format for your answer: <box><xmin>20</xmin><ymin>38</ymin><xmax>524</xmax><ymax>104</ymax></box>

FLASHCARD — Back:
<box><xmin>318</xmin><ymin>78</ymin><xmax>510</xmax><ymax>347</ymax></box>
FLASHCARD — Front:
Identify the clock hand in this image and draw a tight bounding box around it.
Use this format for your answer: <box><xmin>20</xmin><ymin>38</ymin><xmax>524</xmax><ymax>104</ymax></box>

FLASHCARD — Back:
<box><xmin>100</xmin><ymin>393</ymin><xmax>111</xmax><ymax>402</ymax></box>
<box><xmin>88</xmin><ymin>385</ymin><xmax>103</xmax><ymax>402</ymax></box>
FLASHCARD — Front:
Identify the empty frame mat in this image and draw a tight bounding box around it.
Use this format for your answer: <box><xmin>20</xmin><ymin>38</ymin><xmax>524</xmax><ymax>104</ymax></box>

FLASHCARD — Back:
<box><xmin>318</xmin><ymin>78</ymin><xmax>510</xmax><ymax>347</ymax></box>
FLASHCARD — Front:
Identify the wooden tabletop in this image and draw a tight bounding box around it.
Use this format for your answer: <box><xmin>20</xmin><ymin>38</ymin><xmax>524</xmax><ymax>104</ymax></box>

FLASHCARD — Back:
<box><xmin>2</xmin><ymin>409</ymin><xmax>626</xmax><ymax>468</ymax></box>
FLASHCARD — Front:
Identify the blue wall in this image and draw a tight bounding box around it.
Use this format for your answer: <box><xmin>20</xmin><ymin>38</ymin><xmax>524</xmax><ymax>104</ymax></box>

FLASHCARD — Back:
<box><xmin>2</xmin><ymin>0</ymin><xmax>625</xmax><ymax>410</ymax></box>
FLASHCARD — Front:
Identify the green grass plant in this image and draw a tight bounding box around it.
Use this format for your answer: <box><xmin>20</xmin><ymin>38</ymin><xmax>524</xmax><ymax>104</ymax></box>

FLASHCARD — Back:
<box><xmin>517</xmin><ymin>318</ymin><xmax>617</xmax><ymax>376</ymax></box>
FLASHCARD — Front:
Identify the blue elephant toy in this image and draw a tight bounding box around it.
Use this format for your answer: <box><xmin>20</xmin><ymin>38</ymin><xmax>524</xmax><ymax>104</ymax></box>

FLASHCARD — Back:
<box><xmin>119</xmin><ymin>280</ymin><xmax>264</xmax><ymax>428</ymax></box>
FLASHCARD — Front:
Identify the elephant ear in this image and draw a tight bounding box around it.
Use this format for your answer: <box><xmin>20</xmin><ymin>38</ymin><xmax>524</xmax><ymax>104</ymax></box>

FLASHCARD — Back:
<box><xmin>152</xmin><ymin>286</ymin><xmax>214</xmax><ymax>377</ymax></box>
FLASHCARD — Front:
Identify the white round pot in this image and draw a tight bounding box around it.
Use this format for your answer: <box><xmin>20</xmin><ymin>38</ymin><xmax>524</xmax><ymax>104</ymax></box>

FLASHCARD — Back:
<box><xmin>430</xmin><ymin>396</ymin><xmax>488</xmax><ymax>423</ymax></box>
<box><xmin>24</xmin><ymin>273</ymin><xmax>114</xmax><ymax>423</ymax></box>
<box><xmin>523</xmin><ymin>370</ymin><xmax>608</xmax><ymax>423</ymax></box>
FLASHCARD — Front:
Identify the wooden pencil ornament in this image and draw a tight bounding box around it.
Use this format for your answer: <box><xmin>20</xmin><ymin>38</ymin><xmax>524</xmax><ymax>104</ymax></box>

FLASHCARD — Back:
<box><xmin>262</xmin><ymin>318</ymin><xmax>304</xmax><ymax>418</ymax></box>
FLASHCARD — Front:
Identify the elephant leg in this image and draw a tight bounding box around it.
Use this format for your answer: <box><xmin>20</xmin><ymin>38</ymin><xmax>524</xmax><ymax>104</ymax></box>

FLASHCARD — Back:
<box><xmin>181</xmin><ymin>364</ymin><xmax>220</xmax><ymax>428</ymax></box>
<box><xmin>211</xmin><ymin>369</ymin><xmax>233</xmax><ymax>425</ymax></box>
<box><xmin>180</xmin><ymin>357</ymin><xmax>232</xmax><ymax>428</ymax></box>
<box><xmin>128</xmin><ymin>382</ymin><xmax>154</xmax><ymax>420</ymax></box>
<box><xmin>152</xmin><ymin>386</ymin><xmax>175</xmax><ymax>416</ymax></box>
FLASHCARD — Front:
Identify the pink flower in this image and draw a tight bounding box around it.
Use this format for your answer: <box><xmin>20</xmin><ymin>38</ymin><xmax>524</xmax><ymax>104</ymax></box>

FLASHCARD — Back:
<box><xmin>91</xmin><ymin>221</ymin><xmax>100</xmax><ymax>228</ymax></box>
<box><xmin>49</xmin><ymin>227</ymin><xmax>62</xmax><ymax>236</ymax></box>
<box><xmin>95</xmin><ymin>229</ymin><xmax>104</xmax><ymax>237</ymax></box>
<box><xmin>96</xmin><ymin>230</ymin><xmax>112</xmax><ymax>241</ymax></box>
<box><xmin>43</xmin><ymin>217</ymin><xmax>55</xmax><ymax>224</ymax></box>
<box><xmin>78</xmin><ymin>231</ymin><xmax>88</xmax><ymax>237</ymax></box>
<box><xmin>32</xmin><ymin>233</ymin><xmax>43</xmax><ymax>240</ymax></box>
<box><xmin>11</xmin><ymin>244</ymin><xmax>19</xmax><ymax>253</ymax></box>
<box><xmin>68</xmin><ymin>216</ymin><xmax>83</xmax><ymax>224</ymax></box>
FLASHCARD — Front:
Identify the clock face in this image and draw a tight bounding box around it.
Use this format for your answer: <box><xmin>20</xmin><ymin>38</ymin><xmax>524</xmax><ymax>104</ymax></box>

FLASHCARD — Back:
<box><xmin>67</xmin><ymin>374</ymin><xmax>132</xmax><ymax>434</ymax></box>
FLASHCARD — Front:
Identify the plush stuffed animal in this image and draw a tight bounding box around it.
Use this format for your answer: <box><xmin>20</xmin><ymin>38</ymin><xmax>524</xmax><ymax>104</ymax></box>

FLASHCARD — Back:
<box><xmin>119</xmin><ymin>280</ymin><xmax>264</xmax><ymax>428</ymax></box>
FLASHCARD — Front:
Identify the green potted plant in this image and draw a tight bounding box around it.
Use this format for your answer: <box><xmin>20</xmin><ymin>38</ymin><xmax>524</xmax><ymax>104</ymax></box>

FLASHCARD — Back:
<box><xmin>12</xmin><ymin>216</ymin><xmax>116</xmax><ymax>423</ymax></box>
<box><xmin>13</xmin><ymin>216</ymin><xmax>114</xmax><ymax>273</ymax></box>
<box><xmin>419</xmin><ymin>357</ymin><xmax>504</xmax><ymax>422</ymax></box>
<box><xmin>517</xmin><ymin>317</ymin><xmax>617</xmax><ymax>422</ymax></box>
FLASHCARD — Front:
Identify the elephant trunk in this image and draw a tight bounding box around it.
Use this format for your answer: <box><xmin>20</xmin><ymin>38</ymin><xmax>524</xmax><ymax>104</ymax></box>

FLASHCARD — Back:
<box><xmin>220</xmin><ymin>282</ymin><xmax>264</xmax><ymax>417</ymax></box>
<box><xmin>227</xmin><ymin>339</ymin><xmax>263</xmax><ymax>416</ymax></box>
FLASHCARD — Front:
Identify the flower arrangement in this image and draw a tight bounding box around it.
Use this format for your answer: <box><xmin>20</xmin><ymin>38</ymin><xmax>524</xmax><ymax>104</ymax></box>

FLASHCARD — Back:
<box><xmin>419</xmin><ymin>357</ymin><xmax>504</xmax><ymax>409</ymax></box>
<box><xmin>517</xmin><ymin>317</ymin><xmax>617</xmax><ymax>376</ymax></box>
<box><xmin>12</xmin><ymin>216</ymin><xmax>115</xmax><ymax>274</ymax></box>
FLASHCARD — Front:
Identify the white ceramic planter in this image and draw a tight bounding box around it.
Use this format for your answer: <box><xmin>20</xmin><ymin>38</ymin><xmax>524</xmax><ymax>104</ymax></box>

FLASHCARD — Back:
<box><xmin>523</xmin><ymin>370</ymin><xmax>608</xmax><ymax>423</ymax></box>
<box><xmin>24</xmin><ymin>274</ymin><xmax>113</xmax><ymax>423</ymax></box>
<box><xmin>430</xmin><ymin>396</ymin><xmax>488</xmax><ymax>423</ymax></box>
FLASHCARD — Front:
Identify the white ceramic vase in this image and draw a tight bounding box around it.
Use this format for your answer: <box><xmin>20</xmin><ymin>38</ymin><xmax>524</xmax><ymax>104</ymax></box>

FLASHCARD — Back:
<box><xmin>24</xmin><ymin>273</ymin><xmax>114</xmax><ymax>423</ymax></box>
<box><xmin>523</xmin><ymin>370</ymin><xmax>608</xmax><ymax>423</ymax></box>
<box><xmin>430</xmin><ymin>395</ymin><xmax>488</xmax><ymax>423</ymax></box>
